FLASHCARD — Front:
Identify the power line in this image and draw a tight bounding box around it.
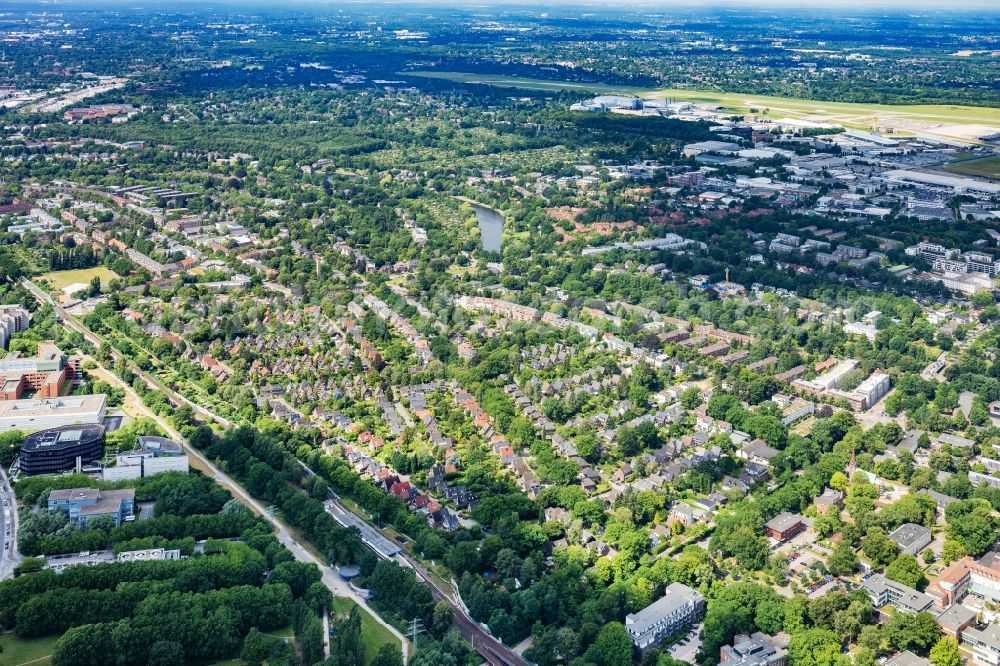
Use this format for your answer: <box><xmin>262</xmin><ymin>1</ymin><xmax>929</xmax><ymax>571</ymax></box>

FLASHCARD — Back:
<box><xmin>408</xmin><ymin>617</ymin><xmax>426</xmax><ymax>649</ymax></box>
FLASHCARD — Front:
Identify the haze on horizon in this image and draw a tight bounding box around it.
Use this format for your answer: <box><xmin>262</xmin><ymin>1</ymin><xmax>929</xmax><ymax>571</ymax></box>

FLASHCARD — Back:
<box><xmin>16</xmin><ymin>0</ymin><xmax>1000</xmax><ymax>10</ymax></box>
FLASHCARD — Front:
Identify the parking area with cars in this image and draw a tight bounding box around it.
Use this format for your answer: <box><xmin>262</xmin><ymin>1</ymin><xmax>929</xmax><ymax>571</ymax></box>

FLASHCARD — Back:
<box><xmin>667</xmin><ymin>623</ymin><xmax>702</xmax><ymax>663</ymax></box>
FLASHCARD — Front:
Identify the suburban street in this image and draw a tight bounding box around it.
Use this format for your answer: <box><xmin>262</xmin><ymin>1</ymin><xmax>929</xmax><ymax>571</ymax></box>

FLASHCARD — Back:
<box><xmin>24</xmin><ymin>275</ymin><xmax>532</xmax><ymax>666</ymax></box>
<box><xmin>21</xmin><ymin>277</ymin><xmax>409</xmax><ymax>662</ymax></box>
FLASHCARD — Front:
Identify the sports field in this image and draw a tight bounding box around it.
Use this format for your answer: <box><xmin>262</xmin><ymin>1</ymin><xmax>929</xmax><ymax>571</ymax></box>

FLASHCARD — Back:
<box><xmin>406</xmin><ymin>71</ymin><xmax>1000</xmax><ymax>135</ymax></box>
<box><xmin>39</xmin><ymin>266</ymin><xmax>120</xmax><ymax>291</ymax></box>
<box><xmin>942</xmin><ymin>155</ymin><xmax>1000</xmax><ymax>180</ymax></box>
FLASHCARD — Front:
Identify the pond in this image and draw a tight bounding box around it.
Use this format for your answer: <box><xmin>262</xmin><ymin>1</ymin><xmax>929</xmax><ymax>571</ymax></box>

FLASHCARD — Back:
<box><xmin>471</xmin><ymin>202</ymin><xmax>503</xmax><ymax>254</ymax></box>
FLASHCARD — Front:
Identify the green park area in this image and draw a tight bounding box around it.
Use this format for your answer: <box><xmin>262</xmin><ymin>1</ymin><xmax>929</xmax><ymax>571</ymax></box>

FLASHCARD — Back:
<box><xmin>329</xmin><ymin>598</ymin><xmax>401</xmax><ymax>665</ymax></box>
<box><xmin>0</xmin><ymin>632</ymin><xmax>61</xmax><ymax>666</ymax></box>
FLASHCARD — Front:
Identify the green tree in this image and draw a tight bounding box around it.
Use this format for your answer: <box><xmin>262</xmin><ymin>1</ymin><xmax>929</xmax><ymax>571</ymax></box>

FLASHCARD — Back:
<box><xmin>862</xmin><ymin>527</ymin><xmax>899</xmax><ymax>567</ymax></box>
<box><xmin>885</xmin><ymin>554</ymin><xmax>927</xmax><ymax>591</ymax></box>
<box><xmin>885</xmin><ymin>612</ymin><xmax>941</xmax><ymax>654</ymax></box>
<box><xmin>146</xmin><ymin>641</ymin><xmax>185</xmax><ymax>666</ymax></box>
<box><xmin>827</xmin><ymin>542</ymin><xmax>859</xmax><ymax>576</ymax></box>
<box><xmin>334</xmin><ymin>606</ymin><xmax>366</xmax><ymax>666</ymax></box>
<box><xmin>788</xmin><ymin>628</ymin><xmax>849</xmax><ymax>666</ymax></box>
<box><xmin>930</xmin><ymin>637</ymin><xmax>963</xmax><ymax>666</ymax></box>
<box><xmin>595</xmin><ymin>622</ymin><xmax>634</xmax><ymax>666</ymax></box>
<box><xmin>240</xmin><ymin>628</ymin><xmax>271</xmax><ymax>666</ymax></box>
<box><xmin>370</xmin><ymin>643</ymin><xmax>404</xmax><ymax>666</ymax></box>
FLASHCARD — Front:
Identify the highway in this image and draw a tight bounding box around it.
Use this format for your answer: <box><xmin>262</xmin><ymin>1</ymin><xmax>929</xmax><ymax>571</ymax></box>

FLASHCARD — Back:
<box><xmin>21</xmin><ymin>278</ymin><xmax>408</xmax><ymax>661</ymax></box>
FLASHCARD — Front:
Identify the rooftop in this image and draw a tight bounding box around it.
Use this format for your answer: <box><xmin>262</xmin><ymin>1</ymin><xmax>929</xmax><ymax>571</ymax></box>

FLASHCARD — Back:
<box><xmin>625</xmin><ymin>582</ymin><xmax>704</xmax><ymax>635</ymax></box>
<box><xmin>0</xmin><ymin>394</ymin><xmax>106</xmax><ymax>421</ymax></box>
<box><xmin>765</xmin><ymin>512</ymin><xmax>805</xmax><ymax>534</ymax></box>
<box><xmin>890</xmin><ymin>523</ymin><xmax>931</xmax><ymax>549</ymax></box>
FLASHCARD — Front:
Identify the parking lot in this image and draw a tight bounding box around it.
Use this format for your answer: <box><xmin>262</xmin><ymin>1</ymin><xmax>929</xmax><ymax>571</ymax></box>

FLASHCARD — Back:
<box><xmin>667</xmin><ymin>623</ymin><xmax>702</xmax><ymax>663</ymax></box>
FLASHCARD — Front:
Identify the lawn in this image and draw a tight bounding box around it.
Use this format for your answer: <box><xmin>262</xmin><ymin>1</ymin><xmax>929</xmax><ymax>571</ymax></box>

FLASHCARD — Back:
<box><xmin>404</xmin><ymin>71</ymin><xmax>1000</xmax><ymax>131</ymax></box>
<box><xmin>0</xmin><ymin>632</ymin><xmax>61</xmax><ymax>666</ymax></box>
<box><xmin>943</xmin><ymin>155</ymin><xmax>1000</xmax><ymax>180</ymax></box>
<box><xmin>329</xmin><ymin>598</ymin><xmax>399</xmax><ymax>665</ymax></box>
<box><xmin>38</xmin><ymin>266</ymin><xmax>120</xmax><ymax>292</ymax></box>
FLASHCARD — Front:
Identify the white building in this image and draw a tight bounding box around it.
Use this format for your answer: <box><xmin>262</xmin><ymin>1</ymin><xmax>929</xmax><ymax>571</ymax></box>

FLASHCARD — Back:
<box><xmin>103</xmin><ymin>435</ymin><xmax>189</xmax><ymax>481</ymax></box>
<box><xmin>844</xmin><ymin>321</ymin><xmax>877</xmax><ymax>342</ymax></box>
<box><xmin>0</xmin><ymin>395</ymin><xmax>106</xmax><ymax>432</ymax></box>
<box><xmin>625</xmin><ymin>582</ymin><xmax>705</xmax><ymax>650</ymax></box>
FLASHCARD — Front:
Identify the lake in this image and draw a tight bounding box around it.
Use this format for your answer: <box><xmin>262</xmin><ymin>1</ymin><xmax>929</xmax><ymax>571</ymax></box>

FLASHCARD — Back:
<box><xmin>471</xmin><ymin>202</ymin><xmax>503</xmax><ymax>253</ymax></box>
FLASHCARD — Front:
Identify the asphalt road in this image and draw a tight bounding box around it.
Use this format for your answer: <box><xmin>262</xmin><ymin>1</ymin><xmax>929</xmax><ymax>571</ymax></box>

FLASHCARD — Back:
<box><xmin>26</xmin><ymin>275</ymin><xmax>531</xmax><ymax>664</ymax></box>
<box><xmin>21</xmin><ymin>278</ymin><xmax>409</xmax><ymax>661</ymax></box>
<box><xmin>0</xmin><ymin>466</ymin><xmax>19</xmax><ymax>580</ymax></box>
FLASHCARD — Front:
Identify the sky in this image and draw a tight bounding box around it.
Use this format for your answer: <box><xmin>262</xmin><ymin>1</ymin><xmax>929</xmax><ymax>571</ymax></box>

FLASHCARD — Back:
<box><xmin>21</xmin><ymin>0</ymin><xmax>1000</xmax><ymax>7</ymax></box>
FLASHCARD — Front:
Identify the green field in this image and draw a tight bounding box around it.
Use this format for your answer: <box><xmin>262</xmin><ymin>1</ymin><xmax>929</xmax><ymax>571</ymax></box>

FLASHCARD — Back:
<box><xmin>330</xmin><ymin>598</ymin><xmax>399</xmax><ymax>664</ymax></box>
<box><xmin>38</xmin><ymin>267</ymin><xmax>120</xmax><ymax>292</ymax></box>
<box><xmin>943</xmin><ymin>155</ymin><xmax>1000</xmax><ymax>180</ymax></box>
<box><xmin>406</xmin><ymin>71</ymin><xmax>1000</xmax><ymax>133</ymax></box>
<box><xmin>0</xmin><ymin>633</ymin><xmax>60</xmax><ymax>666</ymax></box>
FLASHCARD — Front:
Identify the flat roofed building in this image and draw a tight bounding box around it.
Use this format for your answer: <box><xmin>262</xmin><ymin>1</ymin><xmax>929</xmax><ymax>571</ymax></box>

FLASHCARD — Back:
<box><xmin>48</xmin><ymin>487</ymin><xmax>134</xmax><ymax>527</ymax></box>
<box><xmin>929</xmin><ymin>555</ymin><xmax>1000</xmax><ymax>607</ymax></box>
<box><xmin>890</xmin><ymin>523</ymin><xmax>933</xmax><ymax>556</ymax></box>
<box><xmin>0</xmin><ymin>305</ymin><xmax>30</xmax><ymax>350</ymax></box>
<box><xmin>963</xmin><ymin>623</ymin><xmax>1000</xmax><ymax>666</ymax></box>
<box><xmin>104</xmin><ymin>435</ymin><xmax>189</xmax><ymax>481</ymax></box>
<box><xmin>720</xmin><ymin>632</ymin><xmax>786</xmax><ymax>666</ymax></box>
<box><xmin>0</xmin><ymin>394</ymin><xmax>106</xmax><ymax>432</ymax></box>
<box><xmin>936</xmin><ymin>604</ymin><xmax>977</xmax><ymax>639</ymax></box>
<box><xmin>764</xmin><ymin>512</ymin><xmax>807</xmax><ymax>542</ymax></box>
<box><xmin>625</xmin><ymin>582</ymin><xmax>705</xmax><ymax>650</ymax></box>
<box><xmin>863</xmin><ymin>573</ymin><xmax>934</xmax><ymax>613</ymax></box>
<box><xmin>19</xmin><ymin>423</ymin><xmax>105</xmax><ymax>475</ymax></box>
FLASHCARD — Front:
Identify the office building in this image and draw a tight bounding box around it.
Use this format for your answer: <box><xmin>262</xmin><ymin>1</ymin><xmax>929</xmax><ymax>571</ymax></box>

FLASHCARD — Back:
<box><xmin>720</xmin><ymin>633</ymin><xmax>786</xmax><ymax>666</ymax></box>
<box><xmin>103</xmin><ymin>435</ymin><xmax>190</xmax><ymax>481</ymax></box>
<box><xmin>0</xmin><ymin>394</ymin><xmax>106</xmax><ymax>432</ymax></box>
<box><xmin>863</xmin><ymin>573</ymin><xmax>934</xmax><ymax>613</ymax></box>
<box><xmin>625</xmin><ymin>582</ymin><xmax>705</xmax><ymax>650</ymax></box>
<box><xmin>48</xmin><ymin>487</ymin><xmax>135</xmax><ymax>527</ymax></box>
<box><xmin>764</xmin><ymin>512</ymin><xmax>807</xmax><ymax>541</ymax></box>
<box><xmin>963</xmin><ymin>624</ymin><xmax>1000</xmax><ymax>666</ymax></box>
<box><xmin>929</xmin><ymin>555</ymin><xmax>1000</xmax><ymax>607</ymax></box>
<box><xmin>935</xmin><ymin>604</ymin><xmax>977</xmax><ymax>639</ymax></box>
<box><xmin>0</xmin><ymin>341</ymin><xmax>80</xmax><ymax>401</ymax></box>
<box><xmin>18</xmin><ymin>423</ymin><xmax>106</xmax><ymax>475</ymax></box>
<box><xmin>0</xmin><ymin>306</ymin><xmax>30</xmax><ymax>350</ymax></box>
